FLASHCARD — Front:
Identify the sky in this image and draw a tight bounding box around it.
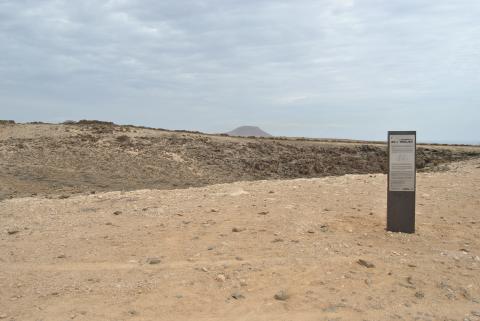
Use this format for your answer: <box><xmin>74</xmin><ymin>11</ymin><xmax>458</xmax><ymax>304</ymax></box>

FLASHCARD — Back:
<box><xmin>1</xmin><ymin>0</ymin><xmax>479</xmax><ymax>143</ymax></box>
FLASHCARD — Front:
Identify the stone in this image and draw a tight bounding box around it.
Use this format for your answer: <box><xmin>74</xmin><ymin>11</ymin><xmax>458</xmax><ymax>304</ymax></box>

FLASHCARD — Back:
<box><xmin>471</xmin><ymin>311</ymin><xmax>480</xmax><ymax>317</ymax></box>
<box><xmin>307</xmin><ymin>230</ymin><xmax>315</xmax><ymax>234</ymax></box>
<box><xmin>274</xmin><ymin>290</ymin><xmax>289</xmax><ymax>301</ymax></box>
<box><xmin>232</xmin><ymin>227</ymin><xmax>245</xmax><ymax>232</ymax></box>
<box><xmin>146</xmin><ymin>257</ymin><xmax>161</xmax><ymax>265</ymax></box>
<box><xmin>258</xmin><ymin>211</ymin><xmax>269</xmax><ymax>215</ymax></box>
<box><xmin>357</xmin><ymin>259</ymin><xmax>375</xmax><ymax>268</ymax></box>
<box><xmin>201</xmin><ymin>267</ymin><xmax>208</xmax><ymax>272</ymax></box>
<box><xmin>7</xmin><ymin>229</ymin><xmax>19</xmax><ymax>235</ymax></box>
<box><xmin>113</xmin><ymin>211</ymin><xmax>122</xmax><ymax>215</ymax></box>
<box><xmin>216</xmin><ymin>274</ymin><xmax>226</xmax><ymax>282</ymax></box>
<box><xmin>415</xmin><ymin>291</ymin><xmax>425</xmax><ymax>299</ymax></box>
<box><xmin>57</xmin><ymin>254</ymin><xmax>66</xmax><ymax>259</ymax></box>
<box><xmin>231</xmin><ymin>292</ymin><xmax>245</xmax><ymax>299</ymax></box>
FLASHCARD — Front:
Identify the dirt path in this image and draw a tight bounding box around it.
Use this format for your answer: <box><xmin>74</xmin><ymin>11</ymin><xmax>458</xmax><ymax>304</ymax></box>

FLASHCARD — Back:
<box><xmin>1</xmin><ymin>160</ymin><xmax>479</xmax><ymax>321</ymax></box>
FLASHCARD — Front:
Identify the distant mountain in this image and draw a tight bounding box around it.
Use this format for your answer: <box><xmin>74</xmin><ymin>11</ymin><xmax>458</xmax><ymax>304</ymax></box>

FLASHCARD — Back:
<box><xmin>225</xmin><ymin>126</ymin><xmax>272</xmax><ymax>137</ymax></box>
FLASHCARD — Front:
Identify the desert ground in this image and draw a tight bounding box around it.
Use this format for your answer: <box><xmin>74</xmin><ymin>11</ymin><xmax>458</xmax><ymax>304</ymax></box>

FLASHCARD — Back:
<box><xmin>1</xmin><ymin>121</ymin><xmax>479</xmax><ymax>201</ymax></box>
<box><xmin>1</xmin><ymin>122</ymin><xmax>480</xmax><ymax>321</ymax></box>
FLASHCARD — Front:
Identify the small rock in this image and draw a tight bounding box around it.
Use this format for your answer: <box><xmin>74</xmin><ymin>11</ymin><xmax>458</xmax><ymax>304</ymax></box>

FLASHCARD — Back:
<box><xmin>59</xmin><ymin>195</ymin><xmax>70</xmax><ymax>199</ymax></box>
<box><xmin>128</xmin><ymin>310</ymin><xmax>138</xmax><ymax>316</ymax></box>
<box><xmin>216</xmin><ymin>274</ymin><xmax>226</xmax><ymax>282</ymax></box>
<box><xmin>258</xmin><ymin>211</ymin><xmax>269</xmax><ymax>215</ymax></box>
<box><xmin>113</xmin><ymin>211</ymin><xmax>122</xmax><ymax>215</ymax></box>
<box><xmin>231</xmin><ymin>292</ymin><xmax>245</xmax><ymax>299</ymax></box>
<box><xmin>207</xmin><ymin>246</ymin><xmax>214</xmax><ymax>251</ymax></box>
<box><xmin>201</xmin><ymin>267</ymin><xmax>208</xmax><ymax>272</ymax></box>
<box><xmin>105</xmin><ymin>222</ymin><xmax>113</xmax><ymax>226</ymax></box>
<box><xmin>274</xmin><ymin>290</ymin><xmax>289</xmax><ymax>301</ymax></box>
<box><xmin>232</xmin><ymin>227</ymin><xmax>245</xmax><ymax>232</ymax></box>
<box><xmin>7</xmin><ymin>229</ymin><xmax>19</xmax><ymax>235</ymax></box>
<box><xmin>272</xmin><ymin>238</ymin><xmax>284</xmax><ymax>243</ymax></box>
<box><xmin>239</xmin><ymin>279</ymin><xmax>247</xmax><ymax>287</ymax></box>
<box><xmin>357</xmin><ymin>259</ymin><xmax>375</xmax><ymax>268</ymax></box>
<box><xmin>210</xmin><ymin>209</ymin><xmax>218</xmax><ymax>212</ymax></box>
<box><xmin>415</xmin><ymin>291</ymin><xmax>425</xmax><ymax>299</ymax></box>
<box><xmin>146</xmin><ymin>257</ymin><xmax>161</xmax><ymax>265</ymax></box>
<box><xmin>471</xmin><ymin>310</ymin><xmax>480</xmax><ymax>317</ymax></box>
<box><xmin>235</xmin><ymin>256</ymin><xmax>244</xmax><ymax>261</ymax></box>
<box><xmin>57</xmin><ymin>254</ymin><xmax>66</xmax><ymax>259</ymax></box>
<box><xmin>307</xmin><ymin>229</ymin><xmax>315</xmax><ymax>234</ymax></box>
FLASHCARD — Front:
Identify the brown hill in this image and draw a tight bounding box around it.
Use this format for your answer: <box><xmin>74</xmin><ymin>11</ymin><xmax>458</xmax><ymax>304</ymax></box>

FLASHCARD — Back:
<box><xmin>0</xmin><ymin>121</ymin><xmax>479</xmax><ymax>200</ymax></box>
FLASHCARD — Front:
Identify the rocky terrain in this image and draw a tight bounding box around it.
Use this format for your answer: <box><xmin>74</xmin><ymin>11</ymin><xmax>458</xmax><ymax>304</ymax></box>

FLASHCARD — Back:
<box><xmin>1</xmin><ymin>121</ymin><xmax>479</xmax><ymax>201</ymax></box>
<box><xmin>1</xmin><ymin>158</ymin><xmax>479</xmax><ymax>321</ymax></box>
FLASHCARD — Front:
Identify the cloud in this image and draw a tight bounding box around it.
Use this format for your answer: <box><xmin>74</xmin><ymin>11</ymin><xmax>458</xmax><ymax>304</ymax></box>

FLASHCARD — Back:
<box><xmin>0</xmin><ymin>0</ymin><xmax>479</xmax><ymax>142</ymax></box>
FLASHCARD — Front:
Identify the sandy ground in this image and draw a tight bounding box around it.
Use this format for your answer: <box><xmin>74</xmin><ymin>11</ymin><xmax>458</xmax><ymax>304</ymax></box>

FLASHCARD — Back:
<box><xmin>1</xmin><ymin>159</ymin><xmax>479</xmax><ymax>321</ymax></box>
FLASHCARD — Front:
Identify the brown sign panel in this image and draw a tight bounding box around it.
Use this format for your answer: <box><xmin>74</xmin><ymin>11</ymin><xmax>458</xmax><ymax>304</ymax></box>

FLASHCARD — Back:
<box><xmin>387</xmin><ymin>131</ymin><xmax>416</xmax><ymax>233</ymax></box>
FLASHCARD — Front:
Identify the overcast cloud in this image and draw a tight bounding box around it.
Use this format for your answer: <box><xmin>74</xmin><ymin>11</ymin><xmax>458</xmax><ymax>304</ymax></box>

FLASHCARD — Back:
<box><xmin>1</xmin><ymin>0</ymin><xmax>479</xmax><ymax>142</ymax></box>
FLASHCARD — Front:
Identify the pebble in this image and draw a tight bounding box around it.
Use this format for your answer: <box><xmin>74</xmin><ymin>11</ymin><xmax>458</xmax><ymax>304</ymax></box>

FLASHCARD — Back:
<box><xmin>201</xmin><ymin>267</ymin><xmax>208</xmax><ymax>272</ymax></box>
<box><xmin>7</xmin><ymin>229</ymin><xmax>19</xmax><ymax>235</ymax></box>
<box><xmin>216</xmin><ymin>274</ymin><xmax>226</xmax><ymax>282</ymax></box>
<box><xmin>57</xmin><ymin>254</ymin><xmax>66</xmax><ymax>259</ymax></box>
<box><xmin>113</xmin><ymin>211</ymin><xmax>122</xmax><ymax>215</ymax></box>
<box><xmin>258</xmin><ymin>211</ymin><xmax>269</xmax><ymax>215</ymax></box>
<box><xmin>471</xmin><ymin>311</ymin><xmax>480</xmax><ymax>317</ymax></box>
<box><xmin>274</xmin><ymin>290</ymin><xmax>290</xmax><ymax>301</ymax></box>
<box><xmin>232</xmin><ymin>227</ymin><xmax>245</xmax><ymax>232</ymax></box>
<box><xmin>357</xmin><ymin>259</ymin><xmax>375</xmax><ymax>268</ymax></box>
<box><xmin>146</xmin><ymin>257</ymin><xmax>161</xmax><ymax>265</ymax></box>
<box><xmin>415</xmin><ymin>291</ymin><xmax>425</xmax><ymax>299</ymax></box>
<box><xmin>231</xmin><ymin>292</ymin><xmax>245</xmax><ymax>299</ymax></box>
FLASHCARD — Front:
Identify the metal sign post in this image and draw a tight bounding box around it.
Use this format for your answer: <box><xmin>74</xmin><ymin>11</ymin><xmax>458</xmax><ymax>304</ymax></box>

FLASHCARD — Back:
<box><xmin>387</xmin><ymin>131</ymin><xmax>416</xmax><ymax>233</ymax></box>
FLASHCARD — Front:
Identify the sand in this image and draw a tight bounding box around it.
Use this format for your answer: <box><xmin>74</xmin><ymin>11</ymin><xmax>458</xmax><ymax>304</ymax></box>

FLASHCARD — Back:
<box><xmin>1</xmin><ymin>159</ymin><xmax>479</xmax><ymax>321</ymax></box>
